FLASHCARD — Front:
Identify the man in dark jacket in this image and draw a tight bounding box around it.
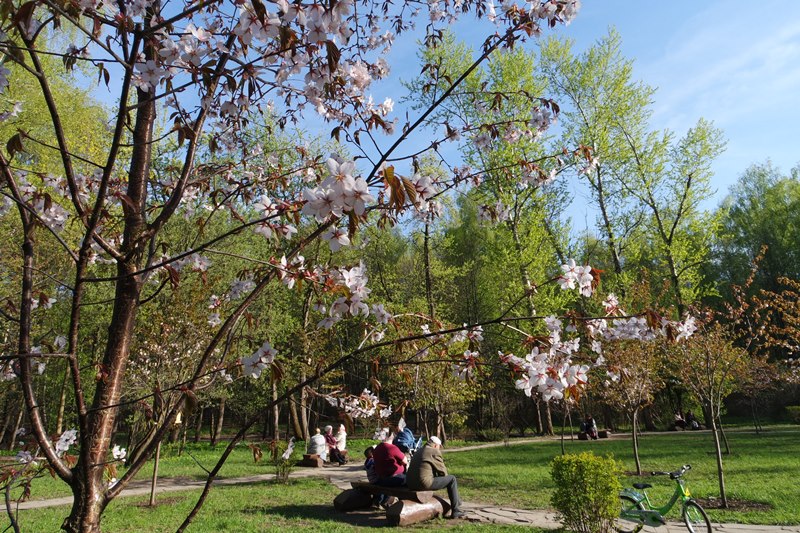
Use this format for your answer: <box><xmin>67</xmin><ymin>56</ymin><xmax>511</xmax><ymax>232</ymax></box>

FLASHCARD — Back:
<box><xmin>406</xmin><ymin>436</ymin><xmax>464</xmax><ymax>519</ymax></box>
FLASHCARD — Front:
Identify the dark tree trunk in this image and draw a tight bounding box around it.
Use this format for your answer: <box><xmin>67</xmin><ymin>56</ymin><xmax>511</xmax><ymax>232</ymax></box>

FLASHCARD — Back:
<box><xmin>299</xmin><ymin>380</ymin><xmax>309</xmax><ymax>441</ymax></box>
<box><xmin>0</xmin><ymin>399</ymin><xmax>11</xmax><ymax>446</ymax></box>
<box><xmin>643</xmin><ymin>407</ymin><xmax>657</xmax><ymax>431</ymax></box>
<box><xmin>288</xmin><ymin>395</ymin><xmax>303</xmax><ymax>439</ymax></box>
<box><xmin>632</xmin><ymin>409</ymin><xmax>642</xmax><ymax>476</ymax></box>
<box><xmin>709</xmin><ymin>413</ymin><xmax>728</xmax><ymax>507</ymax></box>
<box><xmin>717</xmin><ymin>415</ymin><xmax>730</xmax><ymax>454</ymax></box>
<box><xmin>193</xmin><ymin>409</ymin><xmax>204</xmax><ymax>443</ymax></box>
<box><xmin>533</xmin><ymin>398</ymin><xmax>544</xmax><ymax>435</ymax></box>
<box><xmin>423</xmin><ymin>223</ymin><xmax>434</xmax><ymax>319</ymax></box>
<box><xmin>271</xmin><ymin>382</ymin><xmax>280</xmax><ymax>441</ymax></box>
<box><xmin>149</xmin><ymin>441</ymin><xmax>161</xmax><ymax>507</ymax></box>
<box><xmin>542</xmin><ymin>402</ymin><xmax>554</xmax><ymax>436</ymax></box>
<box><xmin>8</xmin><ymin>408</ymin><xmax>23</xmax><ymax>451</ymax></box>
<box><xmin>55</xmin><ymin>363</ymin><xmax>69</xmax><ymax>435</ymax></box>
<box><xmin>62</xmin><ymin>44</ymin><xmax>156</xmax><ymax>532</ymax></box>
<box><xmin>211</xmin><ymin>398</ymin><xmax>225</xmax><ymax>446</ymax></box>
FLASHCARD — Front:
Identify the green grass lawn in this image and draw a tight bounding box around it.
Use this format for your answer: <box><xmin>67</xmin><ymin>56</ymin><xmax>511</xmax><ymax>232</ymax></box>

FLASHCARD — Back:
<box><xmin>21</xmin><ymin>437</ymin><xmax>484</xmax><ymax>501</ymax></box>
<box><xmin>12</xmin><ymin>428</ymin><xmax>800</xmax><ymax>531</ymax></box>
<box><xmin>17</xmin><ymin>478</ymin><xmax>544</xmax><ymax>532</ymax></box>
<box><xmin>446</xmin><ymin>427</ymin><xmax>800</xmax><ymax>525</ymax></box>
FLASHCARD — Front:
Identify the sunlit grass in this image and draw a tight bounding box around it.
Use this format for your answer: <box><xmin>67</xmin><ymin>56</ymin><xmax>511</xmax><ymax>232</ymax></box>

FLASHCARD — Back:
<box><xmin>17</xmin><ymin>478</ymin><xmax>544</xmax><ymax>532</ymax></box>
<box><xmin>446</xmin><ymin>427</ymin><xmax>800</xmax><ymax>525</ymax></box>
<box><xmin>13</xmin><ymin>427</ymin><xmax>800</xmax><ymax>529</ymax></box>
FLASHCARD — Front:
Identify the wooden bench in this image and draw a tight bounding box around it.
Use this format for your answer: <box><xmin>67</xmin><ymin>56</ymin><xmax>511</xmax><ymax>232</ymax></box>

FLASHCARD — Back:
<box><xmin>333</xmin><ymin>481</ymin><xmax>450</xmax><ymax>526</ymax></box>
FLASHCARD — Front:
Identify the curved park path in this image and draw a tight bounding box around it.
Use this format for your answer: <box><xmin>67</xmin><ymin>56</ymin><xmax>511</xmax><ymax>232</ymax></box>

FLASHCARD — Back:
<box><xmin>18</xmin><ymin>437</ymin><xmax>800</xmax><ymax>532</ymax></box>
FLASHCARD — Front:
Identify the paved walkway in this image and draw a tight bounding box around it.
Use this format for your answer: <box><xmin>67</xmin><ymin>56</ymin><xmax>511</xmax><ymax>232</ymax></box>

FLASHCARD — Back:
<box><xmin>18</xmin><ymin>443</ymin><xmax>800</xmax><ymax>532</ymax></box>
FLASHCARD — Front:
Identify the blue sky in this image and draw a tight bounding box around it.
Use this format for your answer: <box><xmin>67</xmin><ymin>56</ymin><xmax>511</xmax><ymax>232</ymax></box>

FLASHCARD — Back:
<box><xmin>80</xmin><ymin>1</ymin><xmax>799</xmax><ymax>215</ymax></box>
<box><xmin>368</xmin><ymin>0</ymin><xmax>800</xmax><ymax>217</ymax></box>
<box><xmin>561</xmin><ymin>1</ymin><xmax>800</xmax><ymax>203</ymax></box>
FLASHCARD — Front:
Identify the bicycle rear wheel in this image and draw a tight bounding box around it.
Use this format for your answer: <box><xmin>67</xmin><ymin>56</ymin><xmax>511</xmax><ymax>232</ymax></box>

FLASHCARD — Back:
<box><xmin>613</xmin><ymin>495</ymin><xmax>644</xmax><ymax>533</ymax></box>
<box><xmin>682</xmin><ymin>500</ymin><xmax>711</xmax><ymax>533</ymax></box>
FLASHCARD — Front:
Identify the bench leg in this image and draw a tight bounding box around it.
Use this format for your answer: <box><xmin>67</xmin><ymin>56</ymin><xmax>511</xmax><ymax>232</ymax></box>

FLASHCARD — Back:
<box><xmin>333</xmin><ymin>489</ymin><xmax>373</xmax><ymax>512</ymax></box>
<box><xmin>385</xmin><ymin>496</ymin><xmax>449</xmax><ymax>526</ymax></box>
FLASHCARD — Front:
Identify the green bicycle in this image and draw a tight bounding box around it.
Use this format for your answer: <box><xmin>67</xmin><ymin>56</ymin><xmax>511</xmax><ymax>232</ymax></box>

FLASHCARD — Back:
<box><xmin>614</xmin><ymin>464</ymin><xmax>712</xmax><ymax>533</ymax></box>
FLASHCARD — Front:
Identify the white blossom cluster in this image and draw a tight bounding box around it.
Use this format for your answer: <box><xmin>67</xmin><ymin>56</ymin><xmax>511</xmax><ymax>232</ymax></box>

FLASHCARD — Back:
<box><xmin>503</xmin><ymin>293</ymin><xmax>698</xmax><ymax>402</ymax></box>
<box><xmin>558</xmin><ymin>258</ymin><xmax>594</xmax><ymax>297</ymax></box>
<box><xmin>241</xmin><ymin>341</ymin><xmax>278</xmax><ymax>379</ymax></box>
<box><xmin>253</xmin><ymin>195</ymin><xmax>297</xmax><ymax>242</ymax></box>
<box><xmin>281</xmin><ymin>437</ymin><xmax>296</xmax><ymax>460</ymax></box>
<box><xmin>173</xmin><ymin>252</ymin><xmax>212</xmax><ymax>273</ymax></box>
<box><xmin>324</xmin><ymin>388</ymin><xmax>392</xmax><ymax>419</ymax></box>
<box><xmin>302</xmin><ymin>157</ymin><xmax>375</xmax><ymax>251</ymax></box>
<box><xmin>16</xmin><ymin>450</ymin><xmax>35</xmax><ymax>466</ymax></box>
<box><xmin>55</xmin><ymin>429</ymin><xmax>78</xmax><ymax>456</ymax></box>
<box><xmin>477</xmin><ymin>201</ymin><xmax>511</xmax><ymax>224</ymax></box>
<box><xmin>112</xmin><ymin>445</ymin><xmax>127</xmax><ymax>462</ymax></box>
<box><xmin>452</xmin><ymin>350</ymin><xmax>480</xmax><ymax>380</ymax></box>
<box><xmin>314</xmin><ymin>262</ymin><xmax>392</xmax><ymax>330</ymax></box>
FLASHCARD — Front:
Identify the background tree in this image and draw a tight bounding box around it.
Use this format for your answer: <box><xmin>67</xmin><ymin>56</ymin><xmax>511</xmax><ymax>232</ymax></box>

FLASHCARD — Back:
<box><xmin>672</xmin><ymin>322</ymin><xmax>749</xmax><ymax>508</ymax></box>
<box><xmin>712</xmin><ymin>161</ymin><xmax>800</xmax><ymax>293</ymax></box>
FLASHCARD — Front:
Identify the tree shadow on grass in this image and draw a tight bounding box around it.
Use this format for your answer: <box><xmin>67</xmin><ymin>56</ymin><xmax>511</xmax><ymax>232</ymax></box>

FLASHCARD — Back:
<box><xmin>242</xmin><ymin>504</ymin><xmax>391</xmax><ymax>527</ymax></box>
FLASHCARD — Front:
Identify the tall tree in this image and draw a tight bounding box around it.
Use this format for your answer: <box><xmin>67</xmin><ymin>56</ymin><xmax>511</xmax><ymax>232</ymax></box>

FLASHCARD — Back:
<box><xmin>540</xmin><ymin>30</ymin><xmax>725</xmax><ymax>313</ymax></box>
<box><xmin>0</xmin><ymin>1</ymin><xmax>587</xmax><ymax>531</ymax></box>
<box><xmin>713</xmin><ymin>161</ymin><xmax>800</xmax><ymax>293</ymax></box>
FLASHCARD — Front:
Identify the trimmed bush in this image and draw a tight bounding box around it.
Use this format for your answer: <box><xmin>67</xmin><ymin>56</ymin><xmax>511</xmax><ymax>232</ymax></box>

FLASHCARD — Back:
<box><xmin>550</xmin><ymin>452</ymin><xmax>623</xmax><ymax>533</ymax></box>
<box><xmin>787</xmin><ymin>406</ymin><xmax>800</xmax><ymax>424</ymax></box>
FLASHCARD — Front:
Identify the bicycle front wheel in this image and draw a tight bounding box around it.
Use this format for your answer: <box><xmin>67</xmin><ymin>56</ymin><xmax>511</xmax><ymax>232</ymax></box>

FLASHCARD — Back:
<box><xmin>613</xmin><ymin>495</ymin><xmax>644</xmax><ymax>533</ymax></box>
<box><xmin>682</xmin><ymin>500</ymin><xmax>711</xmax><ymax>533</ymax></box>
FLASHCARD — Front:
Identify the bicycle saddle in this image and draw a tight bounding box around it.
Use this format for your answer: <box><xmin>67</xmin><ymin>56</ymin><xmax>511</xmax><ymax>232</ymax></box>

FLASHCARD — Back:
<box><xmin>633</xmin><ymin>483</ymin><xmax>652</xmax><ymax>489</ymax></box>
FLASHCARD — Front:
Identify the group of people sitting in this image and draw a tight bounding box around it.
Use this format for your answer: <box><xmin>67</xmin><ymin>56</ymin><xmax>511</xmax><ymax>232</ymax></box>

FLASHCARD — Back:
<box><xmin>580</xmin><ymin>414</ymin><xmax>599</xmax><ymax>440</ymax></box>
<box><xmin>307</xmin><ymin>424</ymin><xmax>348</xmax><ymax>465</ymax></box>
<box><xmin>363</xmin><ymin>425</ymin><xmax>464</xmax><ymax>519</ymax></box>
<box><xmin>673</xmin><ymin>410</ymin><xmax>701</xmax><ymax>431</ymax></box>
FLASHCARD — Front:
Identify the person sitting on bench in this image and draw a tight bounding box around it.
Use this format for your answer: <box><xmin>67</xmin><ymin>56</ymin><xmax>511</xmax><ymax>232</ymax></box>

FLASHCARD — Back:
<box><xmin>307</xmin><ymin>428</ymin><xmax>327</xmax><ymax>461</ymax></box>
<box><xmin>373</xmin><ymin>429</ymin><xmax>407</xmax><ymax>487</ymax></box>
<box><xmin>580</xmin><ymin>414</ymin><xmax>598</xmax><ymax>440</ymax></box>
<box><xmin>324</xmin><ymin>425</ymin><xmax>347</xmax><ymax>465</ymax></box>
<box><xmin>406</xmin><ymin>436</ymin><xmax>464</xmax><ymax>519</ymax></box>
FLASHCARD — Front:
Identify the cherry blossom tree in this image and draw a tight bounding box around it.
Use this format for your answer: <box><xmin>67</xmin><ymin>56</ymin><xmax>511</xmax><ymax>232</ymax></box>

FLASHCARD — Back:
<box><xmin>0</xmin><ymin>0</ymin><xmax>592</xmax><ymax>530</ymax></box>
<box><xmin>0</xmin><ymin>2</ymin><xmax>707</xmax><ymax>533</ymax></box>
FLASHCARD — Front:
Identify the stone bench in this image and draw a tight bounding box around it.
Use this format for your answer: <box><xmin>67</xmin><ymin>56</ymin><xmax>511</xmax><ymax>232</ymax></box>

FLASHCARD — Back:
<box><xmin>333</xmin><ymin>481</ymin><xmax>450</xmax><ymax>526</ymax></box>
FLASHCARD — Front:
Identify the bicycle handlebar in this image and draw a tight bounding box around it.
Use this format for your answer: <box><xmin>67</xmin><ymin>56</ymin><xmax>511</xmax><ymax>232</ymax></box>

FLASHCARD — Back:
<box><xmin>650</xmin><ymin>464</ymin><xmax>691</xmax><ymax>478</ymax></box>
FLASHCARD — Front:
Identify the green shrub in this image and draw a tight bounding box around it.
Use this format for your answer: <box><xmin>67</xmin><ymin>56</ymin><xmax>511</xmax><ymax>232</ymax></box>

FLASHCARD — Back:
<box><xmin>787</xmin><ymin>406</ymin><xmax>800</xmax><ymax>424</ymax></box>
<box><xmin>474</xmin><ymin>428</ymin><xmax>505</xmax><ymax>442</ymax></box>
<box><xmin>550</xmin><ymin>452</ymin><xmax>623</xmax><ymax>533</ymax></box>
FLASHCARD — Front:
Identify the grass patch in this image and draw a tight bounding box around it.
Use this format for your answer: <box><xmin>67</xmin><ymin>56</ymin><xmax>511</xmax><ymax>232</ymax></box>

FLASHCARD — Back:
<box><xmin>13</xmin><ymin>428</ymin><xmax>800</xmax><ymax>529</ymax></box>
<box><xmin>16</xmin><ymin>478</ymin><xmax>544</xmax><ymax>532</ymax></box>
<box><xmin>445</xmin><ymin>428</ymin><xmax>800</xmax><ymax>525</ymax></box>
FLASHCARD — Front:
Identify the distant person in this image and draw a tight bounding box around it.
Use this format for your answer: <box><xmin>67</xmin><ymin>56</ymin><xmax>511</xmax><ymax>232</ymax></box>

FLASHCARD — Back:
<box><xmin>335</xmin><ymin>423</ymin><xmax>348</xmax><ymax>451</ymax></box>
<box><xmin>393</xmin><ymin>423</ymin><xmax>416</xmax><ymax>454</ymax></box>
<box><xmin>407</xmin><ymin>436</ymin><xmax>464</xmax><ymax>519</ymax></box>
<box><xmin>307</xmin><ymin>428</ymin><xmax>327</xmax><ymax>461</ymax></box>
<box><xmin>673</xmin><ymin>412</ymin><xmax>687</xmax><ymax>431</ymax></box>
<box><xmin>363</xmin><ymin>446</ymin><xmax>379</xmax><ymax>483</ymax></box>
<box><xmin>364</xmin><ymin>445</ymin><xmax>386</xmax><ymax>507</ymax></box>
<box><xmin>324</xmin><ymin>425</ymin><xmax>347</xmax><ymax>465</ymax></box>
<box><xmin>580</xmin><ymin>414</ymin><xmax>598</xmax><ymax>440</ymax></box>
<box><xmin>686</xmin><ymin>411</ymin><xmax>700</xmax><ymax>430</ymax></box>
<box><xmin>373</xmin><ymin>429</ymin><xmax>407</xmax><ymax>488</ymax></box>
